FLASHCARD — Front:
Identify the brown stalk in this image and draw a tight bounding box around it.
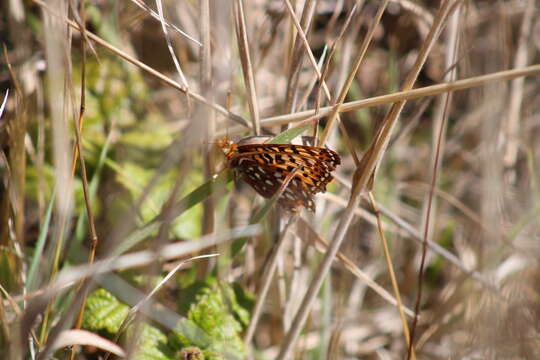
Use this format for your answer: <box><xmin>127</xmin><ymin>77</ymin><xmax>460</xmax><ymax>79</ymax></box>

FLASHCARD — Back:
<box><xmin>296</xmin><ymin>217</ymin><xmax>415</xmax><ymax>317</ymax></box>
<box><xmin>128</xmin><ymin>0</ymin><xmax>202</xmax><ymax>46</ymax></box>
<box><xmin>32</xmin><ymin>0</ymin><xmax>98</xmax><ymax>356</ymax></box>
<box><xmin>283</xmin><ymin>0</ymin><xmax>361</xmax><ymax>167</ymax></box>
<box><xmin>31</xmin><ymin>0</ymin><xmax>249</xmax><ymax>128</ymax></box>
<box><xmin>68</xmin><ymin>1</ymin><xmax>100</xmax><ymax>358</ymax></box>
<box><xmin>503</xmin><ymin>0</ymin><xmax>534</xmax><ymax>169</ymax></box>
<box><xmin>244</xmin><ymin>214</ymin><xmax>297</xmax><ymax>347</ymax></box>
<box><xmin>2</xmin><ymin>46</ymin><xmax>26</xmax><ymax>293</ymax></box>
<box><xmin>2</xmin><ymin>45</ymin><xmax>26</xmax><ymax>358</ymax></box>
<box><xmin>155</xmin><ymin>0</ymin><xmax>190</xmax><ymax>89</ymax></box>
<box><xmin>296</xmin><ymin>3</ymin><xmax>357</xmax><ymax>113</ymax></box>
<box><xmin>322</xmin><ymin>187</ymin><xmax>500</xmax><ymax>294</ymax></box>
<box><xmin>276</xmin><ymin>2</ymin><xmax>460</xmax><ymax>358</ymax></box>
<box><xmin>419</xmin><ymin>1</ymin><xmax>461</xmax><ymax>256</ymax></box>
<box><xmin>318</xmin><ymin>0</ymin><xmax>390</xmax><ymax>147</ymax></box>
<box><xmin>283</xmin><ymin>0</ymin><xmax>317</xmax><ymax>114</ymax></box>
<box><xmin>405</xmin><ymin>3</ymin><xmax>464</xmax><ymax>358</ymax></box>
<box><xmin>368</xmin><ymin>193</ymin><xmax>416</xmax><ymax>359</ymax></box>
<box><xmin>199</xmin><ymin>0</ymin><xmax>216</xmax><ymax>272</ymax></box>
<box><xmin>218</xmin><ymin>63</ymin><xmax>540</xmax><ymax>135</ymax></box>
<box><xmin>233</xmin><ymin>0</ymin><xmax>261</xmax><ymax>135</ymax></box>
<box><xmin>37</xmin><ymin>0</ymin><xmax>72</xmax><ymax>346</ymax></box>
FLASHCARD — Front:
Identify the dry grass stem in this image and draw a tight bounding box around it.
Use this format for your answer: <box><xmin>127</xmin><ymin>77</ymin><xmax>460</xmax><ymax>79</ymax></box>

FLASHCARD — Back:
<box><xmin>5</xmin><ymin>1</ymin><xmax>540</xmax><ymax>358</ymax></box>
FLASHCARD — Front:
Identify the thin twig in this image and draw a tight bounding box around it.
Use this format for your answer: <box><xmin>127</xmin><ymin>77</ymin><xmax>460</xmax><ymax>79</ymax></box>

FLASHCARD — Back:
<box><xmin>318</xmin><ymin>0</ymin><xmax>390</xmax><ymax>147</ymax></box>
<box><xmin>217</xmin><ymin>64</ymin><xmax>540</xmax><ymax>136</ymax></box>
<box><xmin>244</xmin><ymin>215</ymin><xmax>297</xmax><ymax>347</ymax></box>
<box><xmin>283</xmin><ymin>0</ymin><xmax>361</xmax><ymax>165</ymax></box>
<box><xmin>296</xmin><ymin>217</ymin><xmax>415</xmax><ymax>317</ymax></box>
<box><xmin>32</xmin><ymin>0</ymin><xmax>249</xmax><ymax>128</ymax></box>
<box><xmin>276</xmin><ymin>2</ymin><xmax>458</xmax><ymax>358</ymax></box>
<box><xmin>503</xmin><ymin>0</ymin><xmax>534</xmax><ymax>168</ymax></box>
<box><xmin>129</xmin><ymin>0</ymin><xmax>202</xmax><ymax>46</ymax></box>
<box><xmin>368</xmin><ymin>193</ymin><xmax>416</xmax><ymax>360</ymax></box>
<box><xmin>233</xmin><ymin>0</ymin><xmax>261</xmax><ymax>135</ymax></box>
<box><xmin>68</xmin><ymin>1</ymin><xmax>101</xmax><ymax>358</ymax></box>
<box><xmin>155</xmin><ymin>0</ymin><xmax>189</xmax><ymax>88</ymax></box>
<box><xmin>283</xmin><ymin>0</ymin><xmax>317</xmax><ymax>114</ymax></box>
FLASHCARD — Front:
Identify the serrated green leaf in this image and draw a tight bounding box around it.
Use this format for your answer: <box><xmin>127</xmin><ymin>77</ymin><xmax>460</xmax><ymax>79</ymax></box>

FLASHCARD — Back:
<box><xmin>132</xmin><ymin>324</ymin><xmax>173</xmax><ymax>360</ymax></box>
<box><xmin>83</xmin><ymin>288</ymin><xmax>130</xmax><ymax>334</ymax></box>
<box><xmin>169</xmin><ymin>279</ymin><xmax>249</xmax><ymax>359</ymax></box>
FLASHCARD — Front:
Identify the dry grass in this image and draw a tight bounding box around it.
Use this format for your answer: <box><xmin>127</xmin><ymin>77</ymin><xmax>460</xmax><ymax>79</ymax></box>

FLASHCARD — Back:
<box><xmin>1</xmin><ymin>0</ymin><xmax>540</xmax><ymax>359</ymax></box>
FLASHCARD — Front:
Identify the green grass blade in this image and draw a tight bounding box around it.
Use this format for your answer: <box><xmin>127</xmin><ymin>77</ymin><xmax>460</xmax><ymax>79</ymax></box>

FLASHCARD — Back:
<box><xmin>161</xmin><ymin>169</ymin><xmax>234</xmax><ymax>222</ymax></box>
<box><xmin>267</xmin><ymin>123</ymin><xmax>312</xmax><ymax>144</ymax></box>
<box><xmin>27</xmin><ymin>190</ymin><xmax>55</xmax><ymax>291</ymax></box>
<box><xmin>73</xmin><ymin>131</ymin><xmax>115</xmax><ymax>251</ymax></box>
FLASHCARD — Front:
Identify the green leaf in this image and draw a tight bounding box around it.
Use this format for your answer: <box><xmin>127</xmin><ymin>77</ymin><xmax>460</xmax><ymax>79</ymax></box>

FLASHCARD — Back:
<box><xmin>170</xmin><ymin>279</ymin><xmax>249</xmax><ymax>360</ymax></box>
<box><xmin>83</xmin><ymin>288</ymin><xmax>130</xmax><ymax>334</ymax></box>
<box><xmin>231</xmin><ymin>283</ymin><xmax>254</xmax><ymax>326</ymax></box>
<box><xmin>132</xmin><ymin>324</ymin><xmax>173</xmax><ymax>360</ymax></box>
<box><xmin>83</xmin><ymin>289</ymin><xmax>175</xmax><ymax>360</ymax></box>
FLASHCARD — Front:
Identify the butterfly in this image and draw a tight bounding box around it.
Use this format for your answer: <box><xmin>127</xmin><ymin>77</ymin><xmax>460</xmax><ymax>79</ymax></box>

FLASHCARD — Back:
<box><xmin>217</xmin><ymin>137</ymin><xmax>340</xmax><ymax>211</ymax></box>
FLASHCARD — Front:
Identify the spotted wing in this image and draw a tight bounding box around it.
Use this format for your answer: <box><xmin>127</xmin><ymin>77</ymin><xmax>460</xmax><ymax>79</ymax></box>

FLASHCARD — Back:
<box><xmin>230</xmin><ymin>157</ymin><xmax>316</xmax><ymax>211</ymax></box>
<box><xmin>232</xmin><ymin>144</ymin><xmax>340</xmax><ymax>194</ymax></box>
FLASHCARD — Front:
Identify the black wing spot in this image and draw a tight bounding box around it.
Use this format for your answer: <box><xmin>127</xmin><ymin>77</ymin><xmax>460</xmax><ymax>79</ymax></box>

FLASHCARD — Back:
<box><xmin>261</xmin><ymin>153</ymin><xmax>273</xmax><ymax>163</ymax></box>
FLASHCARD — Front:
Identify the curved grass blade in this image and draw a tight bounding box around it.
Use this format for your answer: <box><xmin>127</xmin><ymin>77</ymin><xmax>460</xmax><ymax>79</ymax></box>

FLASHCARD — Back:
<box><xmin>155</xmin><ymin>169</ymin><xmax>233</xmax><ymax>223</ymax></box>
<box><xmin>249</xmin><ymin>165</ymin><xmax>302</xmax><ymax>224</ymax></box>
<box><xmin>108</xmin><ymin>169</ymin><xmax>233</xmax><ymax>256</ymax></box>
<box><xmin>232</xmin><ymin>166</ymin><xmax>303</xmax><ymax>256</ymax></box>
<box><xmin>0</xmin><ymin>89</ymin><xmax>8</xmax><ymax>119</ymax></box>
<box><xmin>27</xmin><ymin>190</ymin><xmax>55</xmax><ymax>291</ymax></box>
<box><xmin>266</xmin><ymin>123</ymin><xmax>312</xmax><ymax>144</ymax></box>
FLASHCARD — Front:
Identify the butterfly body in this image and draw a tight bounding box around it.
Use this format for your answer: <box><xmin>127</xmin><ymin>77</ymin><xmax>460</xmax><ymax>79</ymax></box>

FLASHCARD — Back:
<box><xmin>218</xmin><ymin>140</ymin><xmax>340</xmax><ymax>211</ymax></box>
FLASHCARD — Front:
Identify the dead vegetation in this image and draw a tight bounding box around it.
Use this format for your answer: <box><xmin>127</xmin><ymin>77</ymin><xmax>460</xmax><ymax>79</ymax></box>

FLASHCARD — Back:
<box><xmin>1</xmin><ymin>0</ymin><xmax>540</xmax><ymax>359</ymax></box>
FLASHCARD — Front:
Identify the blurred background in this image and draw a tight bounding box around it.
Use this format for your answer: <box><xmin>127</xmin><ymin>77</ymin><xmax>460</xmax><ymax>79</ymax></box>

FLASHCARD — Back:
<box><xmin>1</xmin><ymin>0</ymin><xmax>539</xmax><ymax>359</ymax></box>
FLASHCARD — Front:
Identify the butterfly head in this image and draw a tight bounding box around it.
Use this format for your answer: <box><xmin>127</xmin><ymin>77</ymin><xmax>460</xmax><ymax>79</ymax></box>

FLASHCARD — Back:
<box><xmin>215</xmin><ymin>138</ymin><xmax>238</xmax><ymax>159</ymax></box>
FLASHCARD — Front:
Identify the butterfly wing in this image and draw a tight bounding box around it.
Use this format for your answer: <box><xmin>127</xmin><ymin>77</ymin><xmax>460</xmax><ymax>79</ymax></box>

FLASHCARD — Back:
<box><xmin>227</xmin><ymin>143</ymin><xmax>340</xmax><ymax>211</ymax></box>
<box><xmin>233</xmin><ymin>144</ymin><xmax>340</xmax><ymax>193</ymax></box>
<box><xmin>230</xmin><ymin>156</ymin><xmax>316</xmax><ymax>211</ymax></box>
